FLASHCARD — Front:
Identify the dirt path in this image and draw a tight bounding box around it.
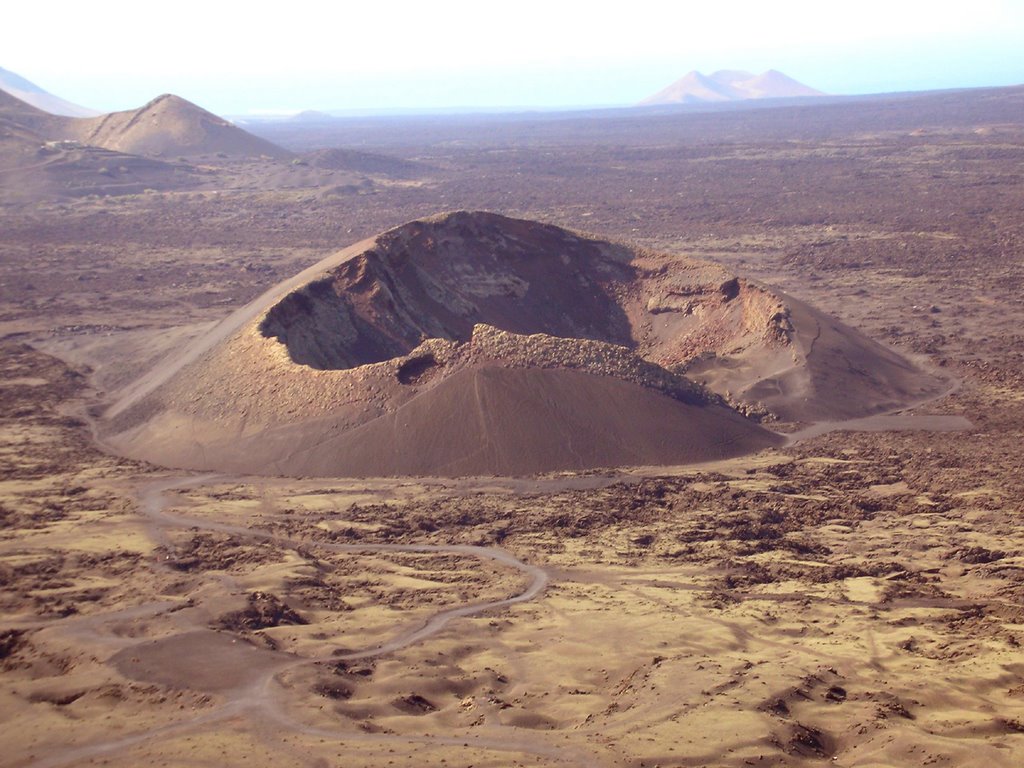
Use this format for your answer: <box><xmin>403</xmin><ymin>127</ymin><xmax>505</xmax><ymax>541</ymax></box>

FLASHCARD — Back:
<box><xmin>781</xmin><ymin>378</ymin><xmax>970</xmax><ymax>446</ymax></box>
<box><xmin>28</xmin><ymin>473</ymin><xmax>574</xmax><ymax>768</ymax></box>
<box><xmin>136</xmin><ymin>473</ymin><xmax>551</xmax><ymax>659</ymax></box>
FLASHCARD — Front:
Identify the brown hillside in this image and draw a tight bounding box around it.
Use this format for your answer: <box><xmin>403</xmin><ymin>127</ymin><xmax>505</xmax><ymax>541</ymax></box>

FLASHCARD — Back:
<box><xmin>0</xmin><ymin>88</ymin><xmax>63</xmax><ymax>134</ymax></box>
<box><xmin>0</xmin><ymin>89</ymin><xmax>272</xmax><ymax>200</ymax></box>
<box><xmin>0</xmin><ymin>94</ymin><xmax>196</xmax><ymax>203</ymax></box>
<box><xmin>67</xmin><ymin>94</ymin><xmax>291</xmax><ymax>159</ymax></box>
<box><xmin>101</xmin><ymin>212</ymin><xmax>943</xmax><ymax>477</ymax></box>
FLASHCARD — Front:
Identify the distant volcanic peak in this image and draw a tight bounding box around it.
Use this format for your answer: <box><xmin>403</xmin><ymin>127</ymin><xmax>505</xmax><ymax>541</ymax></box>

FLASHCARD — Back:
<box><xmin>640</xmin><ymin>69</ymin><xmax>823</xmax><ymax>106</ymax></box>
<box><xmin>259</xmin><ymin>211</ymin><xmax>638</xmax><ymax>371</ymax></box>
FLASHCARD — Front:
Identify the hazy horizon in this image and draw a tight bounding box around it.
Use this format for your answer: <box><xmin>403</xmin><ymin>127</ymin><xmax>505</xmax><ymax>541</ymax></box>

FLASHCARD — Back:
<box><xmin>6</xmin><ymin>0</ymin><xmax>1024</xmax><ymax>115</ymax></box>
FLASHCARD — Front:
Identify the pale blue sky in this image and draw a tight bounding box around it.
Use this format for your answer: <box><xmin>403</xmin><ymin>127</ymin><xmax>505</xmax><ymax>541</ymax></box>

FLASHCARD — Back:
<box><xmin>6</xmin><ymin>0</ymin><xmax>1024</xmax><ymax>114</ymax></box>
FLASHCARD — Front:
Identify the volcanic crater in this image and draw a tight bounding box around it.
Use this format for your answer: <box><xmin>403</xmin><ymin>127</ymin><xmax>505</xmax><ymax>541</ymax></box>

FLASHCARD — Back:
<box><xmin>101</xmin><ymin>211</ymin><xmax>944</xmax><ymax>477</ymax></box>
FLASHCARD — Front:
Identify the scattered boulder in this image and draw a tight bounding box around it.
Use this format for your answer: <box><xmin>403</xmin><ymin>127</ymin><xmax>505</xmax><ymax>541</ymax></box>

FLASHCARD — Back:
<box><xmin>216</xmin><ymin>591</ymin><xmax>307</xmax><ymax>631</ymax></box>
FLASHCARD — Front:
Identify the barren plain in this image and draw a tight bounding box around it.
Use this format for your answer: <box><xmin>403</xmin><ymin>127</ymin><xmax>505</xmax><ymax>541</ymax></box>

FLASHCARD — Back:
<box><xmin>2</xmin><ymin>85</ymin><xmax>1024</xmax><ymax>767</ymax></box>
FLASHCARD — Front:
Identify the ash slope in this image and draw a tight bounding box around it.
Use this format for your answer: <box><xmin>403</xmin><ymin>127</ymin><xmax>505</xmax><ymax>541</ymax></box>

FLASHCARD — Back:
<box><xmin>102</xmin><ymin>212</ymin><xmax>943</xmax><ymax>477</ymax></box>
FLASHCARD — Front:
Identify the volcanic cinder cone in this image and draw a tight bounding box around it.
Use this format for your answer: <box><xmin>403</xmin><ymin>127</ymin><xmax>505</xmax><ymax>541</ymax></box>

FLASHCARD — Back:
<box><xmin>101</xmin><ymin>212</ymin><xmax>943</xmax><ymax>477</ymax></box>
<box><xmin>67</xmin><ymin>94</ymin><xmax>291</xmax><ymax>159</ymax></box>
<box><xmin>640</xmin><ymin>69</ymin><xmax>824</xmax><ymax>106</ymax></box>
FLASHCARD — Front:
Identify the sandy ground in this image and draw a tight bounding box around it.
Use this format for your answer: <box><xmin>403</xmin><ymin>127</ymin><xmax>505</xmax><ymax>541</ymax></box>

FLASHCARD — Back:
<box><xmin>3</xmin><ymin>335</ymin><xmax>1023</xmax><ymax>767</ymax></box>
<box><xmin>2</xmin><ymin>88</ymin><xmax>1024</xmax><ymax>766</ymax></box>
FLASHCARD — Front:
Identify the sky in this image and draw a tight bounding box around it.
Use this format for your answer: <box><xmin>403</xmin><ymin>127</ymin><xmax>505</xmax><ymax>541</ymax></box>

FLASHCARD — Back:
<box><xmin>5</xmin><ymin>0</ymin><xmax>1024</xmax><ymax>115</ymax></box>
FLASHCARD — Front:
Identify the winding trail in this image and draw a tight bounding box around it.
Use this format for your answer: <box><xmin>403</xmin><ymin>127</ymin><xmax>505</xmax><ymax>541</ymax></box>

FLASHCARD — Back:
<box><xmin>28</xmin><ymin>473</ymin><xmax>582</xmax><ymax>768</ymax></box>
<box><xmin>136</xmin><ymin>474</ymin><xmax>550</xmax><ymax>659</ymax></box>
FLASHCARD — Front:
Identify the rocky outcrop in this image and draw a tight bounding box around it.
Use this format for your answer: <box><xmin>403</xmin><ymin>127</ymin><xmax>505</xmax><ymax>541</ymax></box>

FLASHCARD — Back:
<box><xmin>468</xmin><ymin>324</ymin><xmax>718</xmax><ymax>406</ymax></box>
